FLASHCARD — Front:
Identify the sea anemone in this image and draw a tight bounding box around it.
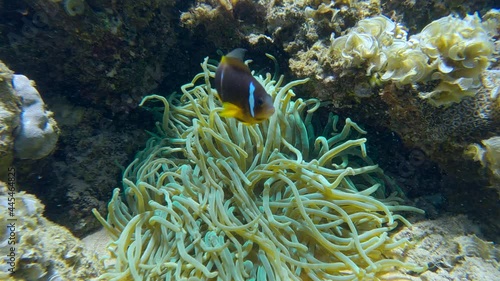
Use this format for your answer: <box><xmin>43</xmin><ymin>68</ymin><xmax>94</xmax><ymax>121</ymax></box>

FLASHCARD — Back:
<box><xmin>93</xmin><ymin>57</ymin><xmax>424</xmax><ymax>280</ymax></box>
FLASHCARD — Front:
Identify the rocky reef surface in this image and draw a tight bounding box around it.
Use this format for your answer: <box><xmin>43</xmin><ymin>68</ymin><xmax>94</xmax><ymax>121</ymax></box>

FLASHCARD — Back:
<box><xmin>0</xmin><ymin>182</ymin><xmax>102</xmax><ymax>280</ymax></box>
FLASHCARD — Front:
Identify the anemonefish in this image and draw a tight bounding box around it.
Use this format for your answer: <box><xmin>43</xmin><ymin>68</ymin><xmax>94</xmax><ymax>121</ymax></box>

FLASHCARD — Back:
<box><xmin>215</xmin><ymin>48</ymin><xmax>275</xmax><ymax>125</ymax></box>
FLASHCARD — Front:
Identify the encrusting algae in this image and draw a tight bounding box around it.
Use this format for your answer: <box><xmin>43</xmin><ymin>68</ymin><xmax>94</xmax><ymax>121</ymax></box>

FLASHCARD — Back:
<box><xmin>93</xmin><ymin>55</ymin><xmax>425</xmax><ymax>280</ymax></box>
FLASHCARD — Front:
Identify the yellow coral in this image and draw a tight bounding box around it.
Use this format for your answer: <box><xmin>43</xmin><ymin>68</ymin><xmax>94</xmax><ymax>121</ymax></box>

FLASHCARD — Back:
<box><xmin>330</xmin><ymin>15</ymin><xmax>401</xmax><ymax>71</ymax></box>
<box><xmin>63</xmin><ymin>0</ymin><xmax>85</xmax><ymax>16</ymax></box>
<box><xmin>415</xmin><ymin>13</ymin><xmax>495</xmax><ymax>105</ymax></box>
<box><xmin>419</xmin><ymin>77</ymin><xmax>478</xmax><ymax>106</ymax></box>
<box><xmin>380</xmin><ymin>39</ymin><xmax>431</xmax><ymax>85</ymax></box>
<box><xmin>482</xmin><ymin>137</ymin><xmax>500</xmax><ymax>178</ymax></box>
<box><xmin>467</xmin><ymin>136</ymin><xmax>500</xmax><ymax>191</ymax></box>
<box><xmin>482</xmin><ymin>9</ymin><xmax>500</xmax><ymax>37</ymax></box>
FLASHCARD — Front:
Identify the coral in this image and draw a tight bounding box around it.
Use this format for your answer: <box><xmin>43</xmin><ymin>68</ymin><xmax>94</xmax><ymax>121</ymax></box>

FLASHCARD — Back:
<box><xmin>482</xmin><ymin>9</ymin><xmax>500</xmax><ymax>38</ymax></box>
<box><xmin>381</xmin><ymin>0</ymin><xmax>499</xmax><ymax>35</ymax></box>
<box><xmin>293</xmin><ymin>10</ymin><xmax>499</xmax><ymax>212</ymax></box>
<box><xmin>292</xmin><ymin>33</ymin><xmax>500</xmax><ymax>239</ymax></box>
<box><xmin>289</xmin><ymin>41</ymin><xmax>327</xmax><ymax>78</ymax></box>
<box><xmin>285</xmin><ymin>5</ymin><xmax>499</xmax><ymax>186</ymax></box>
<box><xmin>0</xmin><ymin>182</ymin><xmax>102</xmax><ymax>280</ymax></box>
<box><xmin>269</xmin><ymin>0</ymin><xmax>381</xmax><ymax>55</ymax></box>
<box><xmin>63</xmin><ymin>0</ymin><xmax>85</xmax><ymax>16</ymax></box>
<box><xmin>378</xmin><ymin>69</ymin><xmax>499</xmax><ymax>162</ymax></box>
<box><xmin>180</xmin><ymin>3</ymin><xmax>243</xmax><ymax>47</ymax></box>
<box><xmin>94</xmin><ymin>57</ymin><xmax>424</xmax><ymax>280</ymax></box>
<box><xmin>328</xmin><ymin>12</ymin><xmax>496</xmax><ymax>106</ymax></box>
<box><xmin>381</xmin><ymin>67</ymin><xmax>499</xmax><ymax>151</ymax></box>
<box><xmin>12</xmin><ymin>74</ymin><xmax>59</xmax><ymax>160</ymax></box>
<box><xmin>0</xmin><ymin>61</ymin><xmax>21</xmax><ymax>181</ymax></box>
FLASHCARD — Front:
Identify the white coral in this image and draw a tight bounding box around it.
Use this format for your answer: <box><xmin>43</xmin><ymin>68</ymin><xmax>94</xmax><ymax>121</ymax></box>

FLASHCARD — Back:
<box><xmin>328</xmin><ymin>10</ymin><xmax>498</xmax><ymax>106</ymax></box>
<box><xmin>12</xmin><ymin>75</ymin><xmax>59</xmax><ymax>159</ymax></box>
<box><xmin>416</xmin><ymin>13</ymin><xmax>494</xmax><ymax>77</ymax></box>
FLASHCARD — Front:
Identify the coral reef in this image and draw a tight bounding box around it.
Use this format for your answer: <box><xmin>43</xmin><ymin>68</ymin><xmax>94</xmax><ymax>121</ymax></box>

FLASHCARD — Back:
<box><xmin>0</xmin><ymin>60</ymin><xmax>125</xmax><ymax>237</ymax></box>
<box><xmin>374</xmin><ymin>70</ymin><xmax>499</xmax><ymax>226</ymax></box>
<box><xmin>12</xmin><ymin>74</ymin><xmax>59</xmax><ymax>160</ymax></box>
<box><xmin>414</xmin><ymin>12</ymin><xmax>496</xmax><ymax>105</ymax></box>
<box><xmin>0</xmin><ymin>182</ymin><xmax>103</xmax><ymax>280</ymax></box>
<box><xmin>214</xmin><ymin>1</ymin><xmax>500</xmax><ymax>246</ymax></box>
<box><xmin>179</xmin><ymin>0</ymin><xmax>383</xmax><ymax>68</ymax></box>
<box><xmin>94</xmin><ymin>57</ymin><xmax>424</xmax><ymax>280</ymax></box>
<box><xmin>328</xmin><ymin>15</ymin><xmax>407</xmax><ymax>72</ymax></box>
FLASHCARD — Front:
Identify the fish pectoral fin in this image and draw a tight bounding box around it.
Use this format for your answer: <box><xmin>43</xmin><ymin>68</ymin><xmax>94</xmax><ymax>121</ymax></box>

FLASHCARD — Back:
<box><xmin>220</xmin><ymin>102</ymin><xmax>257</xmax><ymax>125</ymax></box>
<box><xmin>220</xmin><ymin>102</ymin><xmax>244</xmax><ymax>118</ymax></box>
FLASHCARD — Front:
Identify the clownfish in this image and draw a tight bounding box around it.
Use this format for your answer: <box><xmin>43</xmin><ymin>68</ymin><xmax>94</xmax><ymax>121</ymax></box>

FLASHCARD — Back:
<box><xmin>215</xmin><ymin>48</ymin><xmax>275</xmax><ymax>125</ymax></box>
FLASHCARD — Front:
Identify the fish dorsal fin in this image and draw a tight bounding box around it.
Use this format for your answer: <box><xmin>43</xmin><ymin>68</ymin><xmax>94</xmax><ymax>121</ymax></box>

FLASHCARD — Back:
<box><xmin>221</xmin><ymin>48</ymin><xmax>251</xmax><ymax>75</ymax></box>
<box><xmin>226</xmin><ymin>48</ymin><xmax>247</xmax><ymax>61</ymax></box>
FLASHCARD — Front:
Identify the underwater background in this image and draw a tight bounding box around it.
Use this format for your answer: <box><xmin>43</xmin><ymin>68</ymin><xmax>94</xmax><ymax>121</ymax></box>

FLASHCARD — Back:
<box><xmin>0</xmin><ymin>0</ymin><xmax>499</xmax><ymax>280</ymax></box>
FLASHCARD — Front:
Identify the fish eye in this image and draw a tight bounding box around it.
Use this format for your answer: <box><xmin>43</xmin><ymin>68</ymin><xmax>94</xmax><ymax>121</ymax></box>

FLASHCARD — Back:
<box><xmin>256</xmin><ymin>98</ymin><xmax>264</xmax><ymax>106</ymax></box>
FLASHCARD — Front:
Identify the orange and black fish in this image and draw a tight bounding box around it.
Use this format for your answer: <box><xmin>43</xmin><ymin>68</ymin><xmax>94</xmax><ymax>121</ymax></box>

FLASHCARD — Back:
<box><xmin>215</xmin><ymin>48</ymin><xmax>275</xmax><ymax>125</ymax></box>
